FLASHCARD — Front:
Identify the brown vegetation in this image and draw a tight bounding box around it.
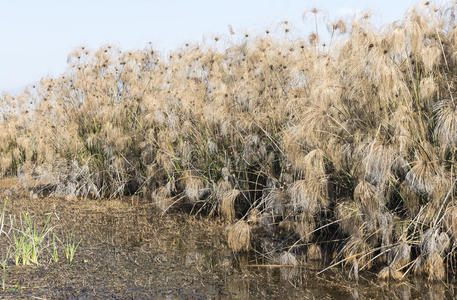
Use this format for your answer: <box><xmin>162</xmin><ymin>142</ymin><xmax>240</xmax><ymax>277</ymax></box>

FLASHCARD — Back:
<box><xmin>2</xmin><ymin>1</ymin><xmax>457</xmax><ymax>280</ymax></box>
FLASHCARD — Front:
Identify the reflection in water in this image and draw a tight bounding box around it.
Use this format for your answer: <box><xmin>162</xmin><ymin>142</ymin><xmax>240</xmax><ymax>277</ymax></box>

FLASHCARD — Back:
<box><xmin>205</xmin><ymin>252</ymin><xmax>457</xmax><ymax>300</ymax></box>
<box><xmin>412</xmin><ymin>280</ymin><xmax>449</xmax><ymax>300</ymax></box>
<box><xmin>279</xmin><ymin>266</ymin><xmax>299</xmax><ymax>282</ymax></box>
<box><xmin>392</xmin><ymin>283</ymin><xmax>411</xmax><ymax>300</ymax></box>
<box><xmin>155</xmin><ymin>235</ymin><xmax>457</xmax><ymax>299</ymax></box>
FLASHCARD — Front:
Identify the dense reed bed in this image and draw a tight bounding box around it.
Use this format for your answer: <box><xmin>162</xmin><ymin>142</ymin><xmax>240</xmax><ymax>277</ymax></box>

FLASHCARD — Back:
<box><xmin>2</xmin><ymin>1</ymin><xmax>457</xmax><ymax>281</ymax></box>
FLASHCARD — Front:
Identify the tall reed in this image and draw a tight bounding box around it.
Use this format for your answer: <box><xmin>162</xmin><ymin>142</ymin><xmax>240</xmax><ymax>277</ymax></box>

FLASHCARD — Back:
<box><xmin>2</xmin><ymin>1</ymin><xmax>457</xmax><ymax>280</ymax></box>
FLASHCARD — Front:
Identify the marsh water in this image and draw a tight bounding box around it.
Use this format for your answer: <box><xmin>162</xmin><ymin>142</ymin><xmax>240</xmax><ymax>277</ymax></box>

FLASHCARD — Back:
<box><xmin>0</xmin><ymin>183</ymin><xmax>455</xmax><ymax>299</ymax></box>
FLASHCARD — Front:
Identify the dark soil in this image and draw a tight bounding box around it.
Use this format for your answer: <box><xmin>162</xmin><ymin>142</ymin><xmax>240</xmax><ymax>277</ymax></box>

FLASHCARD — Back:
<box><xmin>0</xmin><ymin>179</ymin><xmax>454</xmax><ymax>299</ymax></box>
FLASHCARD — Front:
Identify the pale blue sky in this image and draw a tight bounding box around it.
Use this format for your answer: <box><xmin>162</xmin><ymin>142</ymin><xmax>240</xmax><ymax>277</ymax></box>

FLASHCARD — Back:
<box><xmin>1</xmin><ymin>0</ymin><xmax>420</xmax><ymax>93</ymax></box>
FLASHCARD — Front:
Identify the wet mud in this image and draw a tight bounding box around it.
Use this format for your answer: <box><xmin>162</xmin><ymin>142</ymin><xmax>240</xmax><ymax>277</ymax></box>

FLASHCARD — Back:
<box><xmin>0</xmin><ymin>179</ymin><xmax>455</xmax><ymax>299</ymax></box>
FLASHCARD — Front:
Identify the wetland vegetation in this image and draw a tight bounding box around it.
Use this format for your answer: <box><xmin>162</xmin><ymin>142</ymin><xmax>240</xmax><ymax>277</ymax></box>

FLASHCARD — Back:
<box><xmin>2</xmin><ymin>1</ymin><xmax>457</xmax><ymax>298</ymax></box>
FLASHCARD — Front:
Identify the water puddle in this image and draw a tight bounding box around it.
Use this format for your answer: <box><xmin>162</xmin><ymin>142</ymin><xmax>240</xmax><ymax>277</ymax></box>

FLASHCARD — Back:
<box><xmin>0</xmin><ymin>186</ymin><xmax>456</xmax><ymax>299</ymax></box>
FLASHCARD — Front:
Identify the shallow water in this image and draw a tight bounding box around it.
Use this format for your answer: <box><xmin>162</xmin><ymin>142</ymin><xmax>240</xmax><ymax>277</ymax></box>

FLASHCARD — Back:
<box><xmin>0</xmin><ymin>185</ymin><xmax>456</xmax><ymax>299</ymax></box>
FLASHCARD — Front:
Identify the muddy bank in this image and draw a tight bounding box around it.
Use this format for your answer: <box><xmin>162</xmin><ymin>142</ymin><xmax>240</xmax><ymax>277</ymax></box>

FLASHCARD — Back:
<box><xmin>0</xmin><ymin>180</ymin><xmax>455</xmax><ymax>299</ymax></box>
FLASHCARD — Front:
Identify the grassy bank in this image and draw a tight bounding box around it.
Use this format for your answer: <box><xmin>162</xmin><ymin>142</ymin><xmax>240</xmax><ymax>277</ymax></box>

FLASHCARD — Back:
<box><xmin>2</xmin><ymin>1</ymin><xmax>457</xmax><ymax>281</ymax></box>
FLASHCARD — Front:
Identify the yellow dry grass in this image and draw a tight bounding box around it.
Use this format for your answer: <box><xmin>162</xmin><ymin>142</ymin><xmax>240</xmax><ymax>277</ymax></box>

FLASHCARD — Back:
<box><xmin>1</xmin><ymin>1</ymin><xmax>457</xmax><ymax>281</ymax></box>
<box><xmin>227</xmin><ymin>221</ymin><xmax>251</xmax><ymax>252</ymax></box>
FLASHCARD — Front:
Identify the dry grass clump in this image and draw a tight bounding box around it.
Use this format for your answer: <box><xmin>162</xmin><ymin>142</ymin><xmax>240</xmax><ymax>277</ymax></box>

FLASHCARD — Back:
<box><xmin>279</xmin><ymin>252</ymin><xmax>299</xmax><ymax>266</ymax></box>
<box><xmin>399</xmin><ymin>181</ymin><xmax>421</xmax><ymax>216</ymax></box>
<box><xmin>278</xmin><ymin>251</ymin><xmax>300</xmax><ymax>281</ymax></box>
<box><xmin>150</xmin><ymin>186</ymin><xmax>174</xmax><ymax>212</ymax></box>
<box><xmin>294</xmin><ymin>212</ymin><xmax>315</xmax><ymax>243</ymax></box>
<box><xmin>220</xmin><ymin>189</ymin><xmax>240</xmax><ymax>223</ymax></box>
<box><xmin>335</xmin><ymin>200</ymin><xmax>363</xmax><ymax>236</ymax></box>
<box><xmin>216</xmin><ymin>179</ymin><xmax>239</xmax><ymax>222</ymax></box>
<box><xmin>415</xmin><ymin>252</ymin><xmax>446</xmax><ymax>281</ymax></box>
<box><xmin>389</xmin><ymin>241</ymin><xmax>411</xmax><ymax>269</ymax></box>
<box><xmin>4</xmin><ymin>1</ymin><xmax>457</xmax><ymax>281</ymax></box>
<box><xmin>353</xmin><ymin>180</ymin><xmax>379</xmax><ymax>217</ymax></box>
<box><xmin>247</xmin><ymin>208</ymin><xmax>261</xmax><ymax>225</ymax></box>
<box><xmin>263</xmin><ymin>189</ymin><xmax>287</xmax><ymax>217</ymax></box>
<box><xmin>227</xmin><ymin>221</ymin><xmax>251</xmax><ymax>252</ymax></box>
<box><xmin>307</xmin><ymin>244</ymin><xmax>322</xmax><ymax>261</ymax></box>
<box><xmin>444</xmin><ymin>206</ymin><xmax>457</xmax><ymax>240</ymax></box>
<box><xmin>289</xmin><ymin>179</ymin><xmax>328</xmax><ymax>215</ymax></box>
<box><xmin>343</xmin><ymin>236</ymin><xmax>373</xmax><ymax>269</ymax></box>
<box><xmin>413</xmin><ymin>229</ymin><xmax>450</xmax><ymax>281</ymax></box>
<box><xmin>378</xmin><ymin>266</ymin><xmax>403</xmax><ymax>281</ymax></box>
<box><xmin>182</xmin><ymin>170</ymin><xmax>206</xmax><ymax>203</ymax></box>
